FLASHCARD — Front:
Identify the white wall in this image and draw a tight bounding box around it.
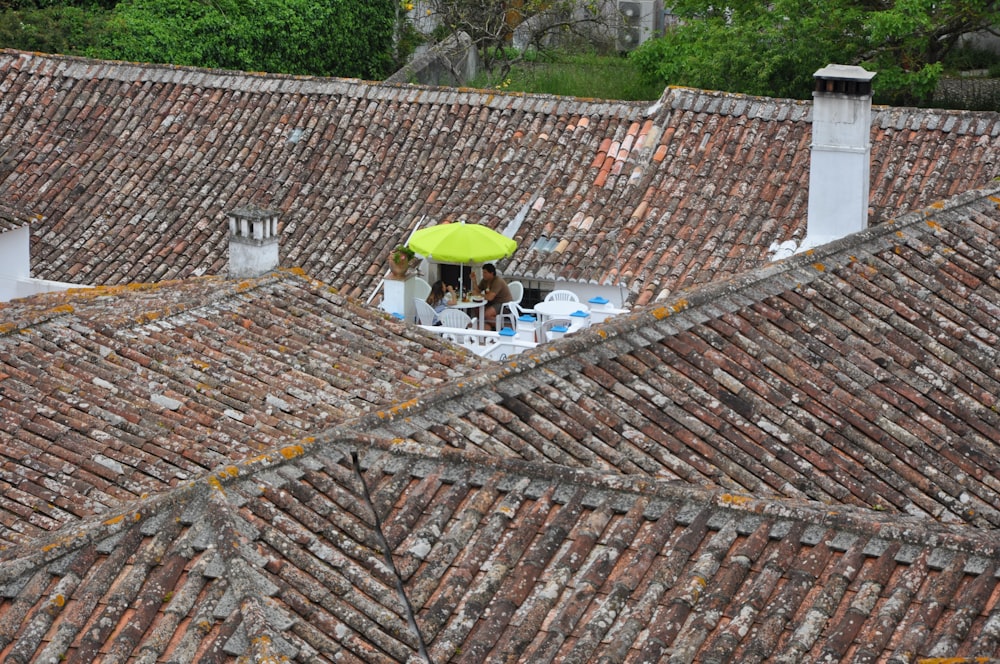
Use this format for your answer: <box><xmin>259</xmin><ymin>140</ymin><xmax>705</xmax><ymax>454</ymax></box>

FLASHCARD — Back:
<box><xmin>0</xmin><ymin>226</ymin><xmax>30</xmax><ymax>279</ymax></box>
<box><xmin>0</xmin><ymin>226</ymin><xmax>85</xmax><ymax>302</ymax></box>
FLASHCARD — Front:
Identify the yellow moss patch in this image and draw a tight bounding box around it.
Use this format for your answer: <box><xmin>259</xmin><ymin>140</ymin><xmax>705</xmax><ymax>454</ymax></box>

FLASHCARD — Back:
<box><xmin>651</xmin><ymin>306</ymin><xmax>671</xmax><ymax>320</ymax></box>
<box><xmin>812</xmin><ymin>263</ymin><xmax>826</xmax><ymax>272</ymax></box>
<box><xmin>389</xmin><ymin>398</ymin><xmax>420</xmax><ymax>414</ymax></box>
<box><xmin>42</xmin><ymin>532</ymin><xmax>83</xmax><ymax>553</ymax></box>
<box><xmin>248</xmin><ymin>634</ymin><xmax>291</xmax><ymax>663</ymax></box>
<box><xmin>279</xmin><ymin>444</ymin><xmax>304</xmax><ymax>460</ymax></box>
<box><xmin>208</xmin><ymin>465</ymin><xmax>240</xmax><ymax>490</ymax></box>
<box><xmin>926</xmin><ymin>220</ymin><xmax>941</xmax><ymax>230</ymax></box>
<box><xmin>719</xmin><ymin>493</ymin><xmax>752</xmax><ymax>506</ymax></box>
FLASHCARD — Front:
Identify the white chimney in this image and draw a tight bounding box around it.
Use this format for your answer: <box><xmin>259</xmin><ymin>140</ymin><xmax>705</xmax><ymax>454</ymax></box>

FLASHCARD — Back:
<box><xmin>227</xmin><ymin>206</ymin><xmax>280</xmax><ymax>278</ymax></box>
<box><xmin>802</xmin><ymin>64</ymin><xmax>876</xmax><ymax>251</ymax></box>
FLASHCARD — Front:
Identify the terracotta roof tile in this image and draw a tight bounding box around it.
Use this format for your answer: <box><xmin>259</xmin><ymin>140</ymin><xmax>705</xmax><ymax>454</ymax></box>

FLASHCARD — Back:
<box><xmin>0</xmin><ymin>270</ymin><xmax>486</xmax><ymax>545</ymax></box>
<box><xmin>9</xmin><ymin>439</ymin><xmax>999</xmax><ymax>662</ymax></box>
<box><xmin>3</xmin><ymin>50</ymin><xmax>1000</xmax><ymax>662</ymax></box>
<box><xmin>366</xmin><ymin>184</ymin><xmax>1000</xmax><ymax>532</ymax></box>
<box><xmin>1</xmin><ymin>51</ymin><xmax>998</xmax><ymax>307</ymax></box>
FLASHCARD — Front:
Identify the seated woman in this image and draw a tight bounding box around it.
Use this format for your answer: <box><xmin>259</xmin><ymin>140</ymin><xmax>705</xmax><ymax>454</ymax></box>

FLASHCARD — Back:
<box><xmin>426</xmin><ymin>280</ymin><xmax>456</xmax><ymax>324</ymax></box>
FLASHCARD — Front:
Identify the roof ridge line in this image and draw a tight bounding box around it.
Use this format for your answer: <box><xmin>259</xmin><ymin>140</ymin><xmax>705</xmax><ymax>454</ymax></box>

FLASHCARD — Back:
<box><xmin>0</xmin><ymin>270</ymin><xmax>309</xmax><ymax>336</ymax></box>
<box><xmin>6</xmin><ymin>407</ymin><xmax>1000</xmax><ymax>583</ymax></box>
<box><xmin>578</xmin><ymin>180</ymin><xmax>1000</xmax><ymax>344</ymax></box>
<box><xmin>336</xmin><ymin>434</ymin><xmax>1000</xmax><ymax>559</ymax></box>
<box><xmin>0</xmin><ymin>49</ymin><xmax>647</xmax><ymax>118</ymax></box>
<box><xmin>347</xmin><ymin>182</ymin><xmax>1000</xmax><ymax>437</ymax></box>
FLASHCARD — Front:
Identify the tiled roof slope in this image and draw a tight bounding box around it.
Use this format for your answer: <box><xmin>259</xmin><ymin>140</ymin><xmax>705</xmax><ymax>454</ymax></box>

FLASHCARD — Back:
<box><xmin>0</xmin><ymin>203</ymin><xmax>31</xmax><ymax>233</ymax></box>
<box><xmin>368</xmin><ymin>183</ymin><xmax>1000</xmax><ymax>530</ymax></box>
<box><xmin>0</xmin><ymin>269</ymin><xmax>486</xmax><ymax>547</ymax></box>
<box><xmin>4</xmin><ymin>435</ymin><xmax>1000</xmax><ymax>663</ymax></box>
<box><xmin>1</xmin><ymin>50</ymin><xmax>998</xmax><ymax>305</ymax></box>
<box><xmin>0</xmin><ymin>186</ymin><xmax>998</xmax><ymax>662</ymax></box>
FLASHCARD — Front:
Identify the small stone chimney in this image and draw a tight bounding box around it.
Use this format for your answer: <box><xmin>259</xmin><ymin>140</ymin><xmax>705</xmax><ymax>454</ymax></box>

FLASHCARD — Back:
<box><xmin>803</xmin><ymin>64</ymin><xmax>876</xmax><ymax>251</ymax></box>
<box><xmin>227</xmin><ymin>206</ymin><xmax>280</xmax><ymax>278</ymax></box>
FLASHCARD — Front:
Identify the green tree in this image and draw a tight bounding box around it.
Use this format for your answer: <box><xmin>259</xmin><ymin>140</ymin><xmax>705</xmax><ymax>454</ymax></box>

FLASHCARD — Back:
<box><xmin>96</xmin><ymin>0</ymin><xmax>396</xmax><ymax>78</ymax></box>
<box><xmin>631</xmin><ymin>0</ymin><xmax>1000</xmax><ymax>105</ymax></box>
<box><xmin>0</xmin><ymin>3</ymin><xmax>112</xmax><ymax>54</ymax></box>
<box><xmin>0</xmin><ymin>1</ymin><xmax>115</xmax><ymax>7</ymax></box>
<box><xmin>427</xmin><ymin>0</ymin><xmax>620</xmax><ymax>81</ymax></box>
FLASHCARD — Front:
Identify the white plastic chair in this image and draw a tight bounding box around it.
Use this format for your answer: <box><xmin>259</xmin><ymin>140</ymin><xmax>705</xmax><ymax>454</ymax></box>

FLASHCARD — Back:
<box><xmin>544</xmin><ymin>289</ymin><xmax>579</xmax><ymax>303</ymax></box>
<box><xmin>537</xmin><ymin>318</ymin><xmax>572</xmax><ymax>342</ymax></box>
<box><xmin>438</xmin><ymin>308</ymin><xmax>475</xmax><ymax>343</ymax></box>
<box><xmin>498</xmin><ymin>281</ymin><xmax>525</xmax><ymax>331</ymax></box>
<box><xmin>413</xmin><ymin>277</ymin><xmax>431</xmax><ymax>302</ymax></box>
<box><xmin>413</xmin><ymin>298</ymin><xmax>438</xmax><ymax>326</ymax></box>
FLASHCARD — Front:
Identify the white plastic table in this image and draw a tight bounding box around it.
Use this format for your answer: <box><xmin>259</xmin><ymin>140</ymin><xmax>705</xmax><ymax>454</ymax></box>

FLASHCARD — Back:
<box><xmin>534</xmin><ymin>300</ymin><xmax>589</xmax><ymax>321</ymax></box>
<box><xmin>451</xmin><ymin>298</ymin><xmax>487</xmax><ymax>330</ymax></box>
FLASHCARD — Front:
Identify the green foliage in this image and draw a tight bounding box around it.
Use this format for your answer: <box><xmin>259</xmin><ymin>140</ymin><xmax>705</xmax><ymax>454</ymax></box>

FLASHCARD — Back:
<box><xmin>631</xmin><ymin>0</ymin><xmax>865</xmax><ymax>99</ymax></box>
<box><xmin>0</xmin><ymin>4</ymin><xmax>110</xmax><ymax>54</ymax></box>
<box><xmin>0</xmin><ymin>1</ymin><xmax>115</xmax><ymax>7</ymax></box>
<box><xmin>942</xmin><ymin>45</ymin><xmax>1000</xmax><ymax>72</ymax></box>
<box><xmin>93</xmin><ymin>0</ymin><xmax>396</xmax><ymax>78</ymax></box>
<box><xmin>474</xmin><ymin>50</ymin><xmax>663</xmax><ymax>100</ymax></box>
<box><xmin>395</xmin><ymin>15</ymin><xmax>425</xmax><ymax>65</ymax></box>
<box><xmin>631</xmin><ymin>0</ymin><xmax>1000</xmax><ymax>106</ymax></box>
<box><xmin>869</xmin><ymin>61</ymin><xmax>944</xmax><ymax>106</ymax></box>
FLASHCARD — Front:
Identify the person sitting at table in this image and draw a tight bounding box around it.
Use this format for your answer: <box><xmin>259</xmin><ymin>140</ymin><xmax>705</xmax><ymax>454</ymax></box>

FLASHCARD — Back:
<box><xmin>426</xmin><ymin>279</ymin><xmax>456</xmax><ymax>324</ymax></box>
<box><xmin>470</xmin><ymin>263</ymin><xmax>512</xmax><ymax>331</ymax></box>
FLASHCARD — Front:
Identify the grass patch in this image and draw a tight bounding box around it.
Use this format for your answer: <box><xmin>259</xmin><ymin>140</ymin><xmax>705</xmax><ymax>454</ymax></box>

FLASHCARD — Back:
<box><xmin>472</xmin><ymin>51</ymin><xmax>663</xmax><ymax>101</ymax></box>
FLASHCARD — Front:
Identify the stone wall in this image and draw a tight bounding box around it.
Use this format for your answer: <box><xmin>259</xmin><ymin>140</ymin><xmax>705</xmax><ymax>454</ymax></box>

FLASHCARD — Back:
<box><xmin>385</xmin><ymin>32</ymin><xmax>480</xmax><ymax>87</ymax></box>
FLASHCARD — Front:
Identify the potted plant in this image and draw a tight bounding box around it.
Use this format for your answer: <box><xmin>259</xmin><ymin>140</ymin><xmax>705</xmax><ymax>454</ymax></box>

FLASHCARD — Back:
<box><xmin>389</xmin><ymin>244</ymin><xmax>415</xmax><ymax>278</ymax></box>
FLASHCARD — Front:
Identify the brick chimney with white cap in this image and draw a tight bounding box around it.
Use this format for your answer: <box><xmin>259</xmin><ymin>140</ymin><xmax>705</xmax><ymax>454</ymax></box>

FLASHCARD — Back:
<box><xmin>227</xmin><ymin>206</ymin><xmax>280</xmax><ymax>278</ymax></box>
<box><xmin>802</xmin><ymin>64</ymin><xmax>877</xmax><ymax>251</ymax></box>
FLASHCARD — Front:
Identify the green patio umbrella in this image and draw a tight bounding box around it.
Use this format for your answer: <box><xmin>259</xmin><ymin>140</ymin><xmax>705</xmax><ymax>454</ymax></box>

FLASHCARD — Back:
<box><xmin>406</xmin><ymin>221</ymin><xmax>517</xmax><ymax>264</ymax></box>
<box><xmin>406</xmin><ymin>222</ymin><xmax>518</xmax><ymax>297</ymax></box>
